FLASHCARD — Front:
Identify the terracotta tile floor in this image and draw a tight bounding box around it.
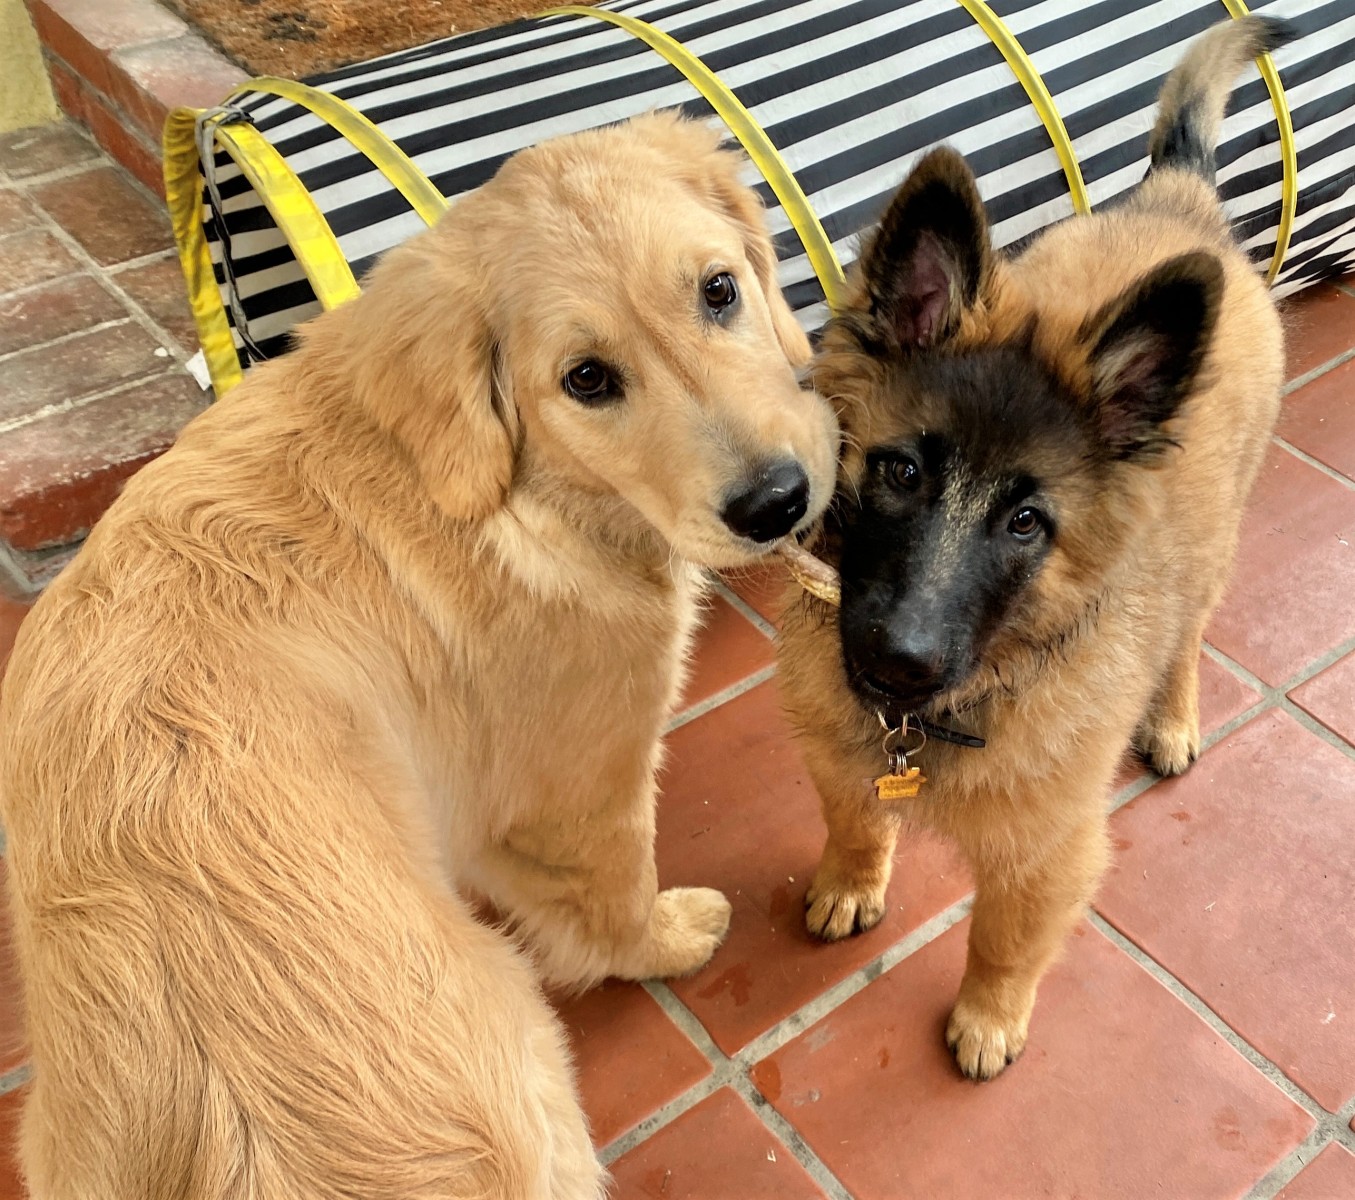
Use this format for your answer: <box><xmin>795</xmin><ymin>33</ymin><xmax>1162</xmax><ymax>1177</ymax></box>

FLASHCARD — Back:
<box><xmin>0</xmin><ymin>242</ymin><xmax>1352</xmax><ymax>1197</ymax></box>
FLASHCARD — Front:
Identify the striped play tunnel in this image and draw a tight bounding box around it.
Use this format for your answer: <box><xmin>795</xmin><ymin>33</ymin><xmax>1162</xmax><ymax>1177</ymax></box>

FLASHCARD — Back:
<box><xmin>163</xmin><ymin>0</ymin><xmax>1354</xmax><ymax>397</ymax></box>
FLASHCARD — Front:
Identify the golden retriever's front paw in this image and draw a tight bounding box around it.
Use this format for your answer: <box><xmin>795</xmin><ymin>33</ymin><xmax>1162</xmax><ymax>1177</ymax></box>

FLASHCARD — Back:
<box><xmin>638</xmin><ymin>886</ymin><xmax>732</xmax><ymax>979</ymax></box>
<box><xmin>945</xmin><ymin>997</ymin><xmax>1029</xmax><ymax>1081</ymax></box>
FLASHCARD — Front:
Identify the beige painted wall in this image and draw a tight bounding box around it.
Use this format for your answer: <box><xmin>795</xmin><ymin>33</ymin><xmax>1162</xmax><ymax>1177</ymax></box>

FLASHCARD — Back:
<box><xmin>1</xmin><ymin>0</ymin><xmax>59</xmax><ymax>135</ymax></box>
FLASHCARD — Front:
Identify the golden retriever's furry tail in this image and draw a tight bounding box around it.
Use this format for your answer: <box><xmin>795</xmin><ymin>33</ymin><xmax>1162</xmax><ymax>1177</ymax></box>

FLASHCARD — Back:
<box><xmin>1149</xmin><ymin>14</ymin><xmax>1298</xmax><ymax>182</ymax></box>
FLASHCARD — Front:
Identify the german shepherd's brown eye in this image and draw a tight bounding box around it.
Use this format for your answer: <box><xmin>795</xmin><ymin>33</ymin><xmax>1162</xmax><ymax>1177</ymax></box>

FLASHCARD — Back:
<box><xmin>703</xmin><ymin>272</ymin><xmax>738</xmax><ymax>310</ymax></box>
<box><xmin>563</xmin><ymin>360</ymin><xmax>616</xmax><ymax>404</ymax></box>
<box><xmin>885</xmin><ymin>456</ymin><xmax>920</xmax><ymax>491</ymax></box>
<box><xmin>1008</xmin><ymin>507</ymin><xmax>1043</xmax><ymax>539</ymax></box>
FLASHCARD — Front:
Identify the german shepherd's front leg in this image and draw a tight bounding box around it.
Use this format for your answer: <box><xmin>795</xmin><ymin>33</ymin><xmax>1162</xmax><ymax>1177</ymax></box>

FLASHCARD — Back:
<box><xmin>802</xmin><ymin>736</ymin><xmax>903</xmax><ymax>941</ymax></box>
<box><xmin>947</xmin><ymin>815</ymin><xmax>1108</xmax><ymax>1080</ymax></box>
<box><xmin>1136</xmin><ymin>611</ymin><xmax>1209</xmax><ymax>777</ymax></box>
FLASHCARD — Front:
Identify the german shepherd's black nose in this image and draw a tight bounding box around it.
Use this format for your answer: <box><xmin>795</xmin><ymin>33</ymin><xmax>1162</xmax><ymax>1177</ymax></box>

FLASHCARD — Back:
<box><xmin>721</xmin><ymin>461</ymin><xmax>810</xmax><ymax>543</ymax></box>
<box><xmin>860</xmin><ymin>617</ymin><xmax>947</xmax><ymax>701</ymax></box>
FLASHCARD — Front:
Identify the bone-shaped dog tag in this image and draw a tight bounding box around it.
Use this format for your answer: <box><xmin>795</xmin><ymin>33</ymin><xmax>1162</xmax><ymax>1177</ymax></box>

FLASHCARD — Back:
<box><xmin>875</xmin><ymin>765</ymin><xmax>925</xmax><ymax>800</ymax></box>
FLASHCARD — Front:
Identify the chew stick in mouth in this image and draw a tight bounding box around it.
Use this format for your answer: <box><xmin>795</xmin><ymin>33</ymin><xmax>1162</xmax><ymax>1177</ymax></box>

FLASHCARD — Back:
<box><xmin>777</xmin><ymin>541</ymin><xmax>841</xmax><ymax>607</ymax></box>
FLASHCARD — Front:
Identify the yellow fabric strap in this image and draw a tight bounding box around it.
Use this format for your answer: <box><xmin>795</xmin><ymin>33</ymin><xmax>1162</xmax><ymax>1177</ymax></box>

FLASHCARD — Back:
<box><xmin>540</xmin><ymin>4</ymin><xmax>848</xmax><ymax>311</ymax></box>
<box><xmin>956</xmin><ymin>0</ymin><xmax>1091</xmax><ymax>216</ymax></box>
<box><xmin>229</xmin><ymin>77</ymin><xmax>450</xmax><ymax>227</ymax></box>
<box><xmin>1219</xmin><ymin>0</ymin><xmax>1297</xmax><ymax>282</ymax></box>
<box><xmin>163</xmin><ymin>107</ymin><xmax>245</xmax><ymax>396</ymax></box>
<box><xmin>212</xmin><ymin>118</ymin><xmax>362</xmax><ymax>313</ymax></box>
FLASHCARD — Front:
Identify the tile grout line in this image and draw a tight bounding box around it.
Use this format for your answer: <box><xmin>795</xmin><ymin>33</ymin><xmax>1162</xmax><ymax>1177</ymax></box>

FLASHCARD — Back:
<box><xmin>1086</xmin><ymin>913</ymin><xmax>1332</xmax><ymax>1121</ymax></box>
<box><xmin>1276</xmin><ymin>697</ymin><xmax>1355</xmax><ymax>765</ymax></box>
<box><xmin>14</xmin><ymin>179</ymin><xmax>196</xmax><ymax>370</ymax></box>
<box><xmin>731</xmin><ymin>1073</ymin><xmax>855</xmax><ymax>1200</ymax></box>
<box><xmin>0</xmin><ymin>264</ymin><xmax>101</xmax><ymax>306</ymax></box>
<box><xmin>1273</xmin><ymin>436</ymin><xmax>1355</xmax><ymax>494</ymax></box>
<box><xmin>599</xmin><ymin>895</ymin><xmax>974</xmax><ymax>1172</ymax></box>
<box><xmin>0</xmin><ymin>1064</ymin><xmax>30</xmax><ymax>1097</ymax></box>
<box><xmin>106</xmin><ymin>246</ymin><xmax>182</xmax><ymax>275</ymax></box>
<box><xmin>599</xmin><ymin>980</ymin><xmax>735</xmax><ymax>1165</ymax></box>
<box><xmin>664</xmin><ymin>664</ymin><xmax>776</xmax><ymax>734</ymax></box>
<box><xmin>1087</xmin><ymin>914</ymin><xmax>1355</xmax><ymax>1200</ymax></box>
<box><xmin>3</xmin><ymin>158</ymin><xmax>103</xmax><ymax>193</ymax></box>
<box><xmin>1248</xmin><ymin>1109</ymin><xmax>1355</xmax><ymax>1200</ymax></box>
<box><xmin>1201</xmin><ymin>637</ymin><xmax>1355</xmax><ymax>763</ymax></box>
<box><xmin>0</xmin><ymin>314</ymin><xmax>135</xmax><ymax>368</ymax></box>
<box><xmin>711</xmin><ymin>578</ymin><xmax>778</xmax><ymax>641</ymax></box>
<box><xmin>0</xmin><ymin>364</ymin><xmax>183</xmax><ymax>437</ymax></box>
<box><xmin>621</xmin><ymin>983</ymin><xmax>858</xmax><ymax>1199</ymax></box>
<box><xmin>1282</xmin><ymin>344</ymin><xmax>1355</xmax><ymax>396</ymax></box>
<box><xmin>733</xmin><ymin>896</ymin><xmax>974</xmax><ymax>1067</ymax></box>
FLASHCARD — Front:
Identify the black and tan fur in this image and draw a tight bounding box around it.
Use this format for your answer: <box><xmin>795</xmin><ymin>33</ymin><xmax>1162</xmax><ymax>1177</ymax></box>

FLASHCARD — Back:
<box><xmin>778</xmin><ymin>16</ymin><xmax>1293</xmax><ymax>1080</ymax></box>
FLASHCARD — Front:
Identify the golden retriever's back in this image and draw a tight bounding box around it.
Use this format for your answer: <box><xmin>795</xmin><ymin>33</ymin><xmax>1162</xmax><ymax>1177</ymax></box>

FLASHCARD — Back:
<box><xmin>0</xmin><ymin>111</ymin><xmax>838</xmax><ymax>1200</ymax></box>
<box><xmin>0</xmin><ymin>386</ymin><xmax>591</xmax><ymax>1199</ymax></box>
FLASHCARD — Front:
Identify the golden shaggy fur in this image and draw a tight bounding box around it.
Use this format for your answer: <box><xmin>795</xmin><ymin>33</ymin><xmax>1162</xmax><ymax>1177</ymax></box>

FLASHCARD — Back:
<box><xmin>779</xmin><ymin>20</ymin><xmax>1286</xmax><ymax>1081</ymax></box>
<box><xmin>0</xmin><ymin>113</ymin><xmax>837</xmax><ymax>1198</ymax></box>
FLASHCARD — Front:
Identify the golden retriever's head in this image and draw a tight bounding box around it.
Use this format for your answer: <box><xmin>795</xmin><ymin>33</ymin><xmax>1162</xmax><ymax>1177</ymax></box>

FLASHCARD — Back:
<box><xmin>339</xmin><ymin>111</ymin><xmax>839</xmax><ymax>568</ymax></box>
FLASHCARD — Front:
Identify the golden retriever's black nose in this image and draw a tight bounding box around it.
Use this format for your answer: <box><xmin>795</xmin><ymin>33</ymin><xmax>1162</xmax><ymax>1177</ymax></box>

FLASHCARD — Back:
<box><xmin>721</xmin><ymin>461</ymin><xmax>810</xmax><ymax>543</ymax></box>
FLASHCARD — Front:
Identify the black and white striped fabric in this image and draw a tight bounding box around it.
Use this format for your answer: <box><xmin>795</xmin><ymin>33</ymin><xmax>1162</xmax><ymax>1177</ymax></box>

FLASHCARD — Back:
<box><xmin>202</xmin><ymin>0</ymin><xmax>1354</xmax><ymax>368</ymax></box>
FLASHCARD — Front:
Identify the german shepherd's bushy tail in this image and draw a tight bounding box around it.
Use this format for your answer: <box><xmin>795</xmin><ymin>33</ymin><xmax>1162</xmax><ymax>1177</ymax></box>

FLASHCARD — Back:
<box><xmin>1150</xmin><ymin>14</ymin><xmax>1299</xmax><ymax>183</ymax></box>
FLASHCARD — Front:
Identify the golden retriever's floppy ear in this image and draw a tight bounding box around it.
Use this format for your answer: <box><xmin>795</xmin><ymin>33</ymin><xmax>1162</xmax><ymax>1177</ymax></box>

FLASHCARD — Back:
<box><xmin>857</xmin><ymin>146</ymin><xmax>992</xmax><ymax>350</ymax></box>
<box><xmin>345</xmin><ymin>220</ymin><xmax>517</xmax><ymax>520</ymax></box>
<box><xmin>630</xmin><ymin>111</ymin><xmax>811</xmax><ymax>369</ymax></box>
<box><xmin>705</xmin><ymin>155</ymin><xmax>813</xmax><ymax>370</ymax></box>
<box><xmin>1079</xmin><ymin>251</ymin><xmax>1223</xmax><ymax>462</ymax></box>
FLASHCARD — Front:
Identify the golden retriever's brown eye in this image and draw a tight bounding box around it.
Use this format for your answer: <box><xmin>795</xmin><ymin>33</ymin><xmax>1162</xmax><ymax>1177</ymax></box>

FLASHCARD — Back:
<box><xmin>563</xmin><ymin>360</ymin><xmax>615</xmax><ymax>404</ymax></box>
<box><xmin>703</xmin><ymin>272</ymin><xmax>738</xmax><ymax>311</ymax></box>
<box><xmin>1008</xmin><ymin>507</ymin><xmax>1043</xmax><ymax>539</ymax></box>
<box><xmin>885</xmin><ymin>456</ymin><xmax>920</xmax><ymax>491</ymax></box>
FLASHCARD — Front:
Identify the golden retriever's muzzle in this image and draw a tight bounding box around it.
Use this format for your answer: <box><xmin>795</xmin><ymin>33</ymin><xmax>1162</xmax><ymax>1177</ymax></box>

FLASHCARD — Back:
<box><xmin>720</xmin><ymin>459</ymin><xmax>811</xmax><ymax>544</ymax></box>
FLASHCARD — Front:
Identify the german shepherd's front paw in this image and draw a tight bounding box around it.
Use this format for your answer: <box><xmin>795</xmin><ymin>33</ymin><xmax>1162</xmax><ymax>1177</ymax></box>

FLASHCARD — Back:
<box><xmin>804</xmin><ymin>863</ymin><xmax>888</xmax><ymax>941</ymax></box>
<box><xmin>1136</xmin><ymin>716</ymin><xmax>1200</xmax><ymax>777</ymax></box>
<box><xmin>639</xmin><ymin>886</ymin><xmax>732</xmax><ymax>978</ymax></box>
<box><xmin>945</xmin><ymin>997</ymin><xmax>1029</xmax><ymax>1081</ymax></box>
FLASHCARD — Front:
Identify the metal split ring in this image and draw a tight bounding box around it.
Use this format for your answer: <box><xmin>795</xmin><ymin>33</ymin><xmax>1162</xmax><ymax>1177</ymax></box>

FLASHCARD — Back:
<box><xmin>878</xmin><ymin>713</ymin><xmax>927</xmax><ymax>768</ymax></box>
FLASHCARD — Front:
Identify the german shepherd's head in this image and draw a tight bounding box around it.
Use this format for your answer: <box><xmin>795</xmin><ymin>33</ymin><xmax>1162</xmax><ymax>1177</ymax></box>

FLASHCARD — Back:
<box><xmin>820</xmin><ymin>149</ymin><xmax>1225</xmax><ymax>717</ymax></box>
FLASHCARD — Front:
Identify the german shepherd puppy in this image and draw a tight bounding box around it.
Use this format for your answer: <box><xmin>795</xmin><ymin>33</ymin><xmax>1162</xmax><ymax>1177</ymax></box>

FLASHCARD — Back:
<box><xmin>778</xmin><ymin>15</ymin><xmax>1293</xmax><ymax>1080</ymax></box>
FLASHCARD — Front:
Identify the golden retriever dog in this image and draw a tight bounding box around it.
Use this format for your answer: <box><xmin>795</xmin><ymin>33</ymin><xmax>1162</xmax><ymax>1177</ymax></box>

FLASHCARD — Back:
<box><xmin>778</xmin><ymin>16</ymin><xmax>1290</xmax><ymax>1081</ymax></box>
<box><xmin>0</xmin><ymin>112</ymin><xmax>838</xmax><ymax>1199</ymax></box>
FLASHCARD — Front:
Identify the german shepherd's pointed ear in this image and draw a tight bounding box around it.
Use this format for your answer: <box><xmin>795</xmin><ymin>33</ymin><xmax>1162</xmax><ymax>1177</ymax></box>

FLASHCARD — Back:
<box><xmin>859</xmin><ymin>146</ymin><xmax>992</xmax><ymax>349</ymax></box>
<box><xmin>629</xmin><ymin>111</ymin><xmax>811</xmax><ymax>369</ymax></box>
<box><xmin>343</xmin><ymin>219</ymin><xmax>518</xmax><ymax>520</ymax></box>
<box><xmin>1081</xmin><ymin>251</ymin><xmax>1224</xmax><ymax>461</ymax></box>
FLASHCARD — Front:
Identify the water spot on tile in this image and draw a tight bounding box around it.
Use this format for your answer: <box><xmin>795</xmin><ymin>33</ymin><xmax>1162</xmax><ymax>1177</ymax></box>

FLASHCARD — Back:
<box><xmin>754</xmin><ymin>1058</ymin><xmax>782</xmax><ymax>1103</ymax></box>
<box><xmin>805</xmin><ymin>1025</ymin><xmax>837</xmax><ymax>1053</ymax></box>
<box><xmin>641</xmin><ymin>1166</ymin><xmax>671</xmax><ymax>1195</ymax></box>
<box><xmin>1214</xmin><ymin>1106</ymin><xmax>1243</xmax><ymax>1150</ymax></box>
<box><xmin>696</xmin><ymin>962</ymin><xmax>752</xmax><ymax>1007</ymax></box>
<box><xmin>768</xmin><ymin>883</ymin><xmax>793</xmax><ymax>920</ymax></box>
